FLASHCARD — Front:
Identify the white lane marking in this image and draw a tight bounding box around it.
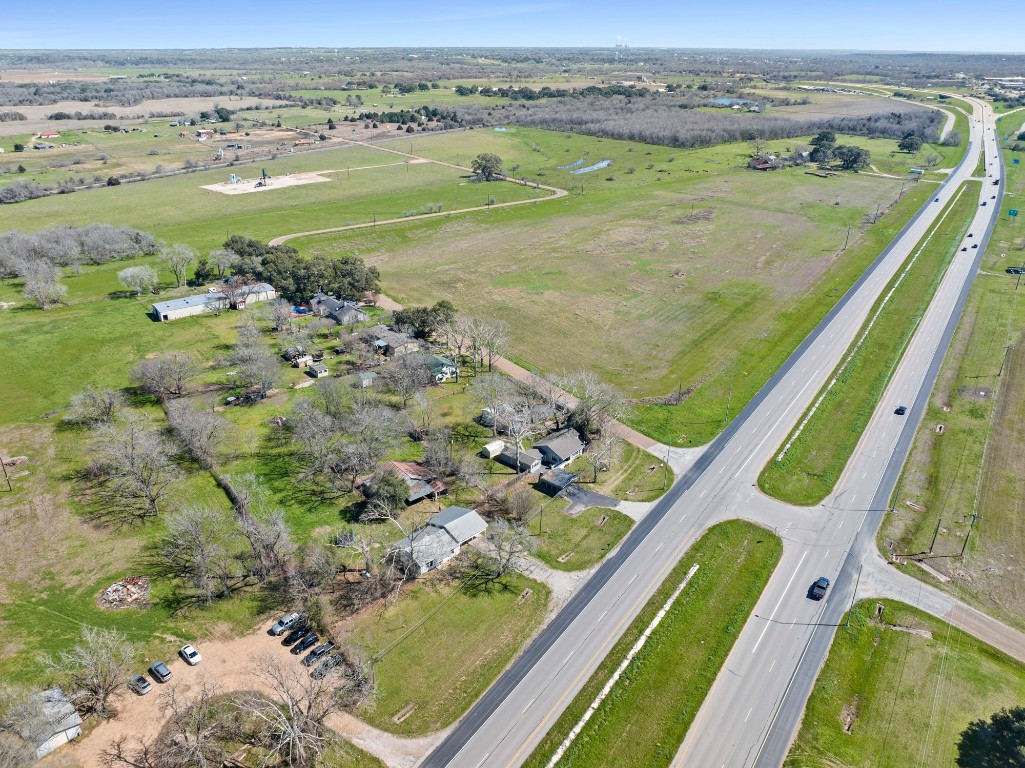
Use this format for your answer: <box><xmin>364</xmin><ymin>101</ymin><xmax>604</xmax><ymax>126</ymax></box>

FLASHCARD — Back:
<box><xmin>629</xmin><ymin>573</ymin><xmax>639</xmax><ymax>585</ymax></box>
<box><xmin>753</xmin><ymin>550</ymin><xmax>809</xmax><ymax>654</ymax></box>
<box><xmin>744</xmin><ymin>707</ymin><xmax>754</xmax><ymax>723</ymax></box>
<box><xmin>739</xmin><ymin>372</ymin><xmax>821</xmax><ymax>473</ymax></box>
<box><xmin>655</xmin><ymin>542</ymin><xmax>664</xmax><ymax>553</ymax></box>
<box><xmin>523</xmin><ymin>696</ymin><xmax>538</xmax><ymax>713</ymax></box>
<box><xmin>823</xmin><ymin>549</ymin><xmax>830</xmax><ymax>560</ymax></box>
<box><xmin>769</xmin><ymin>658</ymin><xmax>777</xmax><ymax>673</ymax></box>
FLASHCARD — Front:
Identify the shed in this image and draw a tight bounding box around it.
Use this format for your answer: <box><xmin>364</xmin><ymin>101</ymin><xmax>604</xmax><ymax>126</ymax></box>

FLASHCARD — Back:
<box><xmin>353</xmin><ymin>371</ymin><xmax>378</xmax><ymax>389</ymax></box>
<box><xmin>151</xmin><ymin>283</ymin><xmax>275</xmax><ymax>322</ymax></box>
<box><xmin>292</xmin><ymin>354</ymin><xmax>313</xmax><ymax>368</ymax></box>
<box><xmin>496</xmin><ymin>444</ymin><xmax>543</xmax><ymax>474</ymax></box>
<box><xmin>25</xmin><ymin>689</ymin><xmax>82</xmax><ymax>758</ymax></box>
<box><xmin>308</xmin><ymin>362</ymin><xmax>329</xmax><ymax>378</ymax></box>
<box><xmin>533</xmin><ymin>428</ymin><xmax>585</xmax><ymax>468</ymax></box>
<box><xmin>537</xmin><ymin>469</ymin><xmax>577</xmax><ymax>495</ymax></box>
<box><xmin>480</xmin><ymin>440</ymin><xmax>505</xmax><ymax>459</ymax></box>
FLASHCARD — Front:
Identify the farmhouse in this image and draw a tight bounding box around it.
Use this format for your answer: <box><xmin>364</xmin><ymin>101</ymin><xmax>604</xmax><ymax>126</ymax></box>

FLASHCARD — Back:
<box><xmin>23</xmin><ymin>689</ymin><xmax>82</xmax><ymax>758</ymax></box>
<box><xmin>353</xmin><ymin>371</ymin><xmax>379</xmax><ymax>389</ymax></box>
<box><xmin>426</xmin><ymin>354</ymin><xmax>458</xmax><ymax>382</ymax></box>
<box><xmin>310</xmin><ymin>293</ymin><xmax>369</xmax><ymax>325</ymax></box>
<box><xmin>38</xmin><ymin>131</ymin><xmax>60</xmax><ymax>140</ymax></box>
<box><xmin>391</xmin><ymin>506</ymin><xmax>488</xmax><ymax>576</ymax></box>
<box><xmin>359</xmin><ymin>325</ymin><xmax>420</xmax><ymax>357</ymax></box>
<box><xmin>533</xmin><ymin>428</ymin><xmax>585</xmax><ymax>468</ymax></box>
<box><xmin>364</xmin><ymin>460</ymin><xmax>446</xmax><ymax>504</ymax></box>
<box><xmin>748</xmin><ymin>154</ymin><xmax>782</xmax><ymax>171</ymax></box>
<box><xmin>496</xmin><ymin>444</ymin><xmax>543</xmax><ymax>474</ymax></box>
<box><xmin>151</xmin><ymin>283</ymin><xmax>275</xmax><ymax>322</ymax></box>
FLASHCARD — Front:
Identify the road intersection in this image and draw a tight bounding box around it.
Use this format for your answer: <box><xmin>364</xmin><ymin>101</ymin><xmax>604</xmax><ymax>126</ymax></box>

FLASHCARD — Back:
<box><xmin>420</xmin><ymin>96</ymin><xmax>1020</xmax><ymax>768</ymax></box>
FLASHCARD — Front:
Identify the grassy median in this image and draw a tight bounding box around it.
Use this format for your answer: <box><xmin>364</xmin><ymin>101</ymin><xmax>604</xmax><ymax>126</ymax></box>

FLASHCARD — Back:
<box><xmin>759</xmin><ymin>181</ymin><xmax>979</xmax><ymax>505</ymax></box>
<box><xmin>786</xmin><ymin>600</ymin><xmax>1025</xmax><ymax>768</ymax></box>
<box><xmin>523</xmin><ymin>520</ymin><xmax>781</xmax><ymax>768</ymax></box>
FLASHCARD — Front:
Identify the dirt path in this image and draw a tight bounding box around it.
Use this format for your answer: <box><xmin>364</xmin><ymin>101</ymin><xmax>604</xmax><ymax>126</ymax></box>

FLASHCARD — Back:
<box><xmin>66</xmin><ymin>625</ymin><xmax>430</xmax><ymax>768</ymax></box>
<box><xmin>267</xmin><ymin>137</ymin><xmax>567</xmax><ymax>247</ymax></box>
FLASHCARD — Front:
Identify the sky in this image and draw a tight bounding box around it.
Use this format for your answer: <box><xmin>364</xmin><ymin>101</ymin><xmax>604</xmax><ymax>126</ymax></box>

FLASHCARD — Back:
<box><xmin>1</xmin><ymin>0</ymin><xmax>1019</xmax><ymax>53</ymax></box>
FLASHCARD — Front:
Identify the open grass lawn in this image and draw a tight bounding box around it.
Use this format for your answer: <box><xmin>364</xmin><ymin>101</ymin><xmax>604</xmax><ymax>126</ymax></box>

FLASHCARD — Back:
<box><xmin>295</xmin><ymin>126</ymin><xmax>947</xmax><ymax>445</ymax></box>
<box><xmin>881</xmin><ymin>111</ymin><xmax>1025</xmax><ymax>627</ymax></box>
<box><xmin>759</xmin><ymin>180</ymin><xmax>980</xmax><ymax>505</ymax></box>
<box><xmin>349</xmin><ymin>571</ymin><xmax>549</xmax><ymax>736</ymax></box>
<box><xmin>785</xmin><ymin>600</ymin><xmax>1025</xmax><ymax>768</ymax></box>
<box><xmin>0</xmin><ymin>140</ymin><xmax>547</xmax><ymax>253</ymax></box>
<box><xmin>321</xmin><ymin>740</ymin><xmax>387</xmax><ymax>768</ymax></box>
<box><xmin>524</xmin><ymin>520</ymin><xmax>782</xmax><ymax>768</ymax></box>
<box><xmin>532</xmin><ymin>504</ymin><xmax>633</xmax><ymax>572</ymax></box>
<box><xmin>567</xmin><ymin>440</ymin><xmax>672</xmax><ymax>502</ymax></box>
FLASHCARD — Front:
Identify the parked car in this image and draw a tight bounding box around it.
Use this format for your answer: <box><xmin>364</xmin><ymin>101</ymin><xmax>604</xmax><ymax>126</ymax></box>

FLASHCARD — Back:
<box><xmin>128</xmin><ymin>674</ymin><xmax>152</xmax><ymax>695</ymax></box>
<box><xmin>1006</xmin><ymin>267</ymin><xmax>1025</xmax><ymax>275</ymax></box>
<box><xmin>311</xmin><ymin>654</ymin><xmax>345</xmax><ymax>680</ymax></box>
<box><xmin>270</xmin><ymin>612</ymin><xmax>303</xmax><ymax>636</ymax></box>
<box><xmin>282</xmin><ymin>625</ymin><xmax>312</xmax><ymax>647</ymax></box>
<box><xmin>302</xmin><ymin>642</ymin><xmax>336</xmax><ymax>667</ymax></box>
<box><xmin>179</xmin><ymin>644</ymin><xmax>202</xmax><ymax>665</ymax></box>
<box><xmin>894</xmin><ymin>405</ymin><xmax>908</xmax><ymax>416</ymax></box>
<box><xmin>809</xmin><ymin>577</ymin><xmax>830</xmax><ymax>601</ymax></box>
<box><xmin>149</xmin><ymin>661</ymin><xmax>172</xmax><ymax>683</ymax></box>
<box><xmin>290</xmin><ymin>634</ymin><xmax>319</xmax><ymax>655</ymax></box>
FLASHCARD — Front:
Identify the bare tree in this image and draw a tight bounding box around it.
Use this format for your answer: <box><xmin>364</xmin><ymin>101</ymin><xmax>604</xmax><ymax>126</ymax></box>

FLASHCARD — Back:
<box><xmin>43</xmin><ymin>626</ymin><xmax>134</xmax><ymax>717</ymax></box>
<box><xmin>530</xmin><ymin>372</ymin><xmax>571</xmax><ymax>430</ymax></box>
<box><xmin>470</xmin><ymin>372</ymin><xmax>516</xmax><ymax>437</ymax></box>
<box><xmin>583</xmin><ymin>432</ymin><xmax>621</xmax><ymax>482</ymax></box>
<box><xmin>208</xmin><ymin>248</ymin><xmax>238</xmax><ymax>278</ymax></box>
<box><xmin>236</xmin><ymin>656</ymin><xmax>339</xmax><ymax>768</ymax></box>
<box><xmin>562</xmin><ymin>372</ymin><xmax>626</xmax><ymax>437</ymax></box>
<box><xmin>422</xmin><ymin>428</ymin><xmax>453</xmax><ymax>475</ymax></box>
<box><xmin>165</xmin><ymin>401</ymin><xmax>228</xmax><ymax>469</ymax></box>
<box><xmin>158</xmin><ymin>505</ymin><xmax>245</xmax><ymax>603</ymax></box>
<box><xmin>270</xmin><ymin>298</ymin><xmax>293</xmax><ymax>332</ymax></box>
<box><xmin>231</xmin><ymin>336</ymin><xmax>280</xmax><ymax>395</ymax></box>
<box><xmin>312</xmin><ymin>377</ymin><xmax>350</xmax><ymax>420</ymax></box>
<box><xmin>381</xmin><ymin>355</ymin><xmax>432</xmax><ymax>408</ymax></box>
<box><xmin>463</xmin><ymin>519</ymin><xmax>535</xmax><ymax>586</ymax></box>
<box><xmin>20</xmin><ymin>261</ymin><xmax>67</xmax><ymax>309</ymax></box>
<box><xmin>160</xmin><ymin>243</ymin><xmax>196</xmax><ymax>288</ymax></box>
<box><xmin>343</xmin><ymin>404</ymin><xmax>402</xmax><ymax>485</ymax></box>
<box><xmin>118</xmin><ymin>265</ymin><xmax>158</xmax><ymax>295</ymax></box>
<box><xmin>408</xmin><ymin>391</ymin><xmax>436</xmax><ymax>439</ymax></box>
<box><xmin>481</xmin><ymin>318</ymin><xmax>509</xmax><ymax>372</ymax></box>
<box><xmin>504</xmin><ymin>396</ymin><xmax>541</xmax><ymax>474</ymax></box>
<box><xmin>501</xmin><ymin>483</ymin><xmax>536</xmax><ymax>522</ymax></box>
<box><xmin>0</xmin><ymin>684</ymin><xmax>42</xmax><ymax>768</ymax></box>
<box><xmin>132</xmin><ymin>352</ymin><xmax>197</xmax><ymax>400</ymax></box>
<box><xmin>64</xmin><ymin>386</ymin><xmax>124</xmax><ymax>426</ymax></box>
<box><xmin>456</xmin><ymin>455</ymin><xmax>498</xmax><ymax>507</ymax></box>
<box><xmin>90</xmin><ymin>416</ymin><xmax>182</xmax><ymax>519</ymax></box>
<box><xmin>456</xmin><ymin>315</ymin><xmax>489</xmax><ymax>376</ymax></box>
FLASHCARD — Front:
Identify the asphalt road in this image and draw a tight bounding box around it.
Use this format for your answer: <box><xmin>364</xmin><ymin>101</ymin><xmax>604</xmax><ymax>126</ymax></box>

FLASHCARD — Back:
<box><xmin>419</xmin><ymin>98</ymin><xmax>995</xmax><ymax>768</ymax></box>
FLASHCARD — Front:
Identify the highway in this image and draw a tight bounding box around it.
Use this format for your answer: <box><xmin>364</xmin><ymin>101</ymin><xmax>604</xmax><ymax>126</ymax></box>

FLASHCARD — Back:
<box><xmin>419</xmin><ymin>97</ymin><xmax>999</xmax><ymax>768</ymax></box>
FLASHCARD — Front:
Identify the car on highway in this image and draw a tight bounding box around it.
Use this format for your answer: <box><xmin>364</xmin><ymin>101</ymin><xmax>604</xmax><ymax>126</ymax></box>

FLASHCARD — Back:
<box><xmin>934</xmin><ymin>197</ymin><xmax>940</xmax><ymax>202</ymax></box>
<box><xmin>982</xmin><ymin>201</ymin><xmax>987</xmax><ymax>206</ymax></box>
<box><xmin>1007</xmin><ymin>267</ymin><xmax>1025</xmax><ymax>275</ymax></box>
<box><xmin>961</xmin><ymin>247</ymin><xmax>968</xmax><ymax>251</ymax></box>
<box><xmin>290</xmin><ymin>633</ymin><xmax>319</xmax><ymax>655</ymax></box>
<box><xmin>972</xmin><ymin>243</ymin><xmax>979</xmax><ymax>248</ymax></box>
<box><xmin>179</xmin><ymin>644</ymin><xmax>202</xmax><ymax>665</ymax></box>
<box><xmin>149</xmin><ymin>661</ymin><xmax>172</xmax><ymax>683</ymax></box>
<box><xmin>809</xmin><ymin>577</ymin><xmax>830</xmax><ymax>601</ymax></box>
<box><xmin>269</xmin><ymin>612</ymin><xmax>303</xmax><ymax>636</ymax></box>
<box><xmin>282</xmin><ymin>624</ymin><xmax>312</xmax><ymax>647</ymax></box>
<box><xmin>967</xmin><ymin>233</ymin><xmax>973</xmax><ymax>237</ymax></box>
<box><xmin>128</xmin><ymin>674</ymin><xmax>152</xmax><ymax>695</ymax></box>
<box><xmin>992</xmin><ymin>195</ymin><xmax>997</xmax><ymax>199</ymax></box>
<box><xmin>310</xmin><ymin>653</ymin><xmax>345</xmax><ymax>680</ymax></box>
<box><xmin>894</xmin><ymin>405</ymin><xmax>908</xmax><ymax>415</ymax></box>
<box><xmin>302</xmin><ymin>641</ymin><xmax>336</xmax><ymax>667</ymax></box>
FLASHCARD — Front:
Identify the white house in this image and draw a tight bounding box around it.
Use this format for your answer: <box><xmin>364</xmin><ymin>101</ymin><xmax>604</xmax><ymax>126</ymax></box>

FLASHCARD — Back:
<box><xmin>152</xmin><ymin>282</ymin><xmax>275</xmax><ymax>322</ymax></box>
<box><xmin>533</xmin><ymin>428</ymin><xmax>585</xmax><ymax>468</ymax></box>
<box><xmin>392</xmin><ymin>506</ymin><xmax>488</xmax><ymax>576</ymax></box>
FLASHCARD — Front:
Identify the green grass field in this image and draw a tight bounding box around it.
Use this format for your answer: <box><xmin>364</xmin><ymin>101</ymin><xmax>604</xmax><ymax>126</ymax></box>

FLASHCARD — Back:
<box><xmin>785</xmin><ymin>600</ymin><xmax>1025</xmax><ymax>768</ymax></box>
<box><xmin>532</xmin><ymin>505</ymin><xmax>634</xmax><ymax>571</ymax></box>
<box><xmin>349</xmin><ymin>571</ymin><xmax>549</xmax><ymax>736</ymax></box>
<box><xmin>759</xmin><ymin>181</ymin><xmax>979</xmax><ymax>505</ymax></box>
<box><xmin>566</xmin><ymin>440</ymin><xmax>673</xmax><ymax>503</ymax></box>
<box><xmin>524</xmin><ymin>520</ymin><xmax>782</xmax><ymax>768</ymax></box>
<box><xmin>880</xmin><ymin>111</ymin><xmax>1025</xmax><ymax>627</ymax></box>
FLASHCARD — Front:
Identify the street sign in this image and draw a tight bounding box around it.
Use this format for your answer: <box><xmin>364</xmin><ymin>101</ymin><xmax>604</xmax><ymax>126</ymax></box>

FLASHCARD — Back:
<box><xmin>1010</xmin><ymin>209</ymin><xmax>1019</xmax><ymax>217</ymax></box>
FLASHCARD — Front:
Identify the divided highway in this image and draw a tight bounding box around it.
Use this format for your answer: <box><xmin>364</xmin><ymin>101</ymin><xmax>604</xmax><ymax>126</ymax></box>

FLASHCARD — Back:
<box><xmin>420</xmin><ymin>97</ymin><xmax>996</xmax><ymax>768</ymax></box>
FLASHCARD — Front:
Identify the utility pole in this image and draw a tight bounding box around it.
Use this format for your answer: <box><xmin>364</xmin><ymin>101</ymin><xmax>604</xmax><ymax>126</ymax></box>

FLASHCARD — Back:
<box><xmin>843</xmin><ymin>226</ymin><xmax>851</xmax><ymax>250</ymax></box>
<box><xmin>960</xmin><ymin>513</ymin><xmax>978</xmax><ymax>559</ymax></box>
<box><xmin>929</xmin><ymin>517</ymin><xmax>942</xmax><ymax>554</ymax></box>
<box><xmin>0</xmin><ymin>454</ymin><xmax>12</xmax><ymax>492</ymax></box>
<box><xmin>538</xmin><ymin>502</ymin><xmax>545</xmax><ymax>535</ymax></box>
<box><xmin>846</xmin><ymin>562</ymin><xmax>863</xmax><ymax>628</ymax></box>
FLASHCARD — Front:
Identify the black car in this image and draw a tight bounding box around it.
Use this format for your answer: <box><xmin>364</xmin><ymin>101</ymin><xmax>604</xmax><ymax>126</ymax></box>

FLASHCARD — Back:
<box><xmin>810</xmin><ymin>577</ymin><xmax>830</xmax><ymax>601</ymax></box>
<box><xmin>149</xmin><ymin>661</ymin><xmax>172</xmax><ymax>683</ymax></box>
<box><xmin>282</xmin><ymin>625</ymin><xmax>312</xmax><ymax>647</ymax></box>
<box><xmin>894</xmin><ymin>405</ymin><xmax>908</xmax><ymax>416</ymax></box>
<box><xmin>310</xmin><ymin>653</ymin><xmax>345</xmax><ymax>680</ymax></box>
<box><xmin>961</xmin><ymin>247</ymin><xmax>968</xmax><ymax>251</ymax></box>
<box><xmin>972</xmin><ymin>243</ymin><xmax>979</xmax><ymax>248</ymax></box>
<box><xmin>302</xmin><ymin>641</ymin><xmax>336</xmax><ymax>667</ymax></box>
<box><xmin>290</xmin><ymin>633</ymin><xmax>319</xmax><ymax>655</ymax></box>
<box><xmin>1007</xmin><ymin>267</ymin><xmax>1025</xmax><ymax>275</ymax></box>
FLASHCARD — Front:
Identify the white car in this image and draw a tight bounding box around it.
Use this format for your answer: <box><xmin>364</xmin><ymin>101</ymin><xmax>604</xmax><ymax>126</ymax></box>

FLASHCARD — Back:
<box><xmin>179</xmin><ymin>644</ymin><xmax>202</xmax><ymax>665</ymax></box>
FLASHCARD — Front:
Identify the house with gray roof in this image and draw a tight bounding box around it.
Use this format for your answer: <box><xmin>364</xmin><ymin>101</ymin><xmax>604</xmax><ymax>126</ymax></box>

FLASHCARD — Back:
<box><xmin>533</xmin><ymin>428</ymin><xmax>585</xmax><ymax>468</ymax></box>
<box><xmin>496</xmin><ymin>444</ymin><xmax>543</xmax><ymax>474</ymax></box>
<box><xmin>392</xmin><ymin>506</ymin><xmax>488</xmax><ymax>576</ymax></box>
<box><xmin>23</xmin><ymin>688</ymin><xmax>82</xmax><ymax>758</ymax></box>
<box><xmin>310</xmin><ymin>293</ymin><xmax>369</xmax><ymax>325</ymax></box>
<box><xmin>359</xmin><ymin>325</ymin><xmax>420</xmax><ymax>357</ymax></box>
